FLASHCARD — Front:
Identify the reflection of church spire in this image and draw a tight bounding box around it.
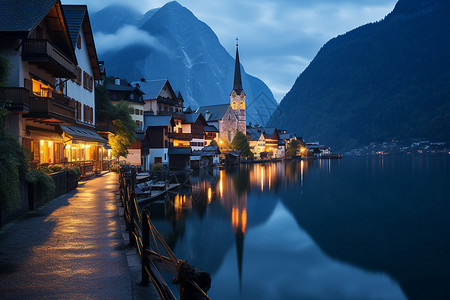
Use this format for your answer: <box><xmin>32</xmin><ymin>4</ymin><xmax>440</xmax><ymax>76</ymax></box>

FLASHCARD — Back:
<box><xmin>232</xmin><ymin>202</ymin><xmax>247</xmax><ymax>290</ymax></box>
<box><xmin>235</xmin><ymin>230</ymin><xmax>244</xmax><ymax>291</ymax></box>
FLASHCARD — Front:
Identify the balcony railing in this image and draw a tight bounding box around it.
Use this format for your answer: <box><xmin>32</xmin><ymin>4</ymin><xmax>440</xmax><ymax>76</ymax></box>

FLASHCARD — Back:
<box><xmin>168</xmin><ymin>132</ymin><xmax>192</xmax><ymax>140</ymax></box>
<box><xmin>22</xmin><ymin>39</ymin><xmax>76</xmax><ymax>78</ymax></box>
<box><xmin>27</xmin><ymin>96</ymin><xmax>75</xmax><ymax>123</ymax></box>
<box><xmin>96</xmin><ymin>120</ymin><xmax>116</xmax><ymax>134</ymax></box>
<box><xmin>0</xmin><ymin>87</ymin><xmax>30</xmax><ymax>113</ymax></box>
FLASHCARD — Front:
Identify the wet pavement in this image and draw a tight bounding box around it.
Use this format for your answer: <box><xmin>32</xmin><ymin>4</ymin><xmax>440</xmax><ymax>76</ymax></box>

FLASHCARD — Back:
<box><xmin>0</xmin><ymin>173</ymin><xmax>134</xmax><ymax>299</ymax></box>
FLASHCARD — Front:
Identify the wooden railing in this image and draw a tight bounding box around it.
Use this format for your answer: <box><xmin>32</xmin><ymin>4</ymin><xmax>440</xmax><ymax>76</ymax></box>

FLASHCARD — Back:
<box><xmin>168</xmin><ymin>132</ymin><xmax>193</xmax><ymax>140</ymax></box>
<box><xmin>119</xmin><ymin>167</ymin><xmax>211</xmax><ymax>300</ymax></box>
<box><xmin>22</xmin><ymin>39</ymin><xmax>76</xmax><ymax>78</ymax></box>
<box><xmin>28</xmin><ymin>96</ymin><xmax>75</xmax><ymax>122</ymax></box>
<box><xmin>0</xmin><ymin>87</ymin><xmax>30</xmax><ymax>105</ymax></box>
<box><xmin>96</xmin><ymin>120</ymin><xmax>116</xmax><ymax>133</ymax></box>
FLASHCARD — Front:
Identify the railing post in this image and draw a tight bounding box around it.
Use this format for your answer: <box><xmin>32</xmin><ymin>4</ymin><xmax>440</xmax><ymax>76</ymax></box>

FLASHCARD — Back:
<box><xmin>141</xmin><ymin>210</ymin><xmax>149</xmax><ymax>286</ymax></box>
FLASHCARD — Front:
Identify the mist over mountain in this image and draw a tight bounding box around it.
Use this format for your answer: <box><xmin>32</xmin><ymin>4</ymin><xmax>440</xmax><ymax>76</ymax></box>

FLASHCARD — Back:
<box><xmin>91</xmin><ymin>1</ymin><xmax>278</xmax><ymax>125</ymax></box>
<box><xmin>268</xmin><ymin>0</ymin><xmax>450</xmax><ymax>151</ymax></box>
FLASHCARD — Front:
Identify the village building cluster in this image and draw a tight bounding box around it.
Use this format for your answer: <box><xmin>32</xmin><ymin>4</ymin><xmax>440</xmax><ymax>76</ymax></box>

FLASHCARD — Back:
<box><xmin>0</xmin><ymin>0</ymin><xmax>334</xmax><ymax>174</ymax></box>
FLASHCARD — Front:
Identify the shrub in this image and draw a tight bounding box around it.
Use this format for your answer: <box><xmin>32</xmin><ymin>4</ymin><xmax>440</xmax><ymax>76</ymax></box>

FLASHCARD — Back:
<box><xmin>48</xmin><ymin>164</ymin><xmax>64</xmax><ymax>173</ymax></box>
<box><xmin>67</xmin><ymin>167</ymin><xmax>81</xmax><ymax>178</ymax></box>
<box><xmin>153</xmin><ymin>163</ymin><xmax>163</xmax><ymax>172</ymax></box>
<box><xmin>110</xmin><ymin>164</ymin><xmax>120</xmax><ymax>173</ymax></box>
<box><xmin>0</xmin><ymin>111</ymin><xmax>28</xmax><ymax>209</ymax></box>
<box><xmin>26</xmin><ymin>169</ymin><xmax>55</xmax><ymax>202</ymax></box>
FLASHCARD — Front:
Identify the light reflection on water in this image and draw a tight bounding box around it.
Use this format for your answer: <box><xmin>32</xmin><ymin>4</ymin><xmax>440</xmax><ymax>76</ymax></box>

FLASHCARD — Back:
<box><xmin>147</xmin><ymin>156</ymin><xmax>450</xmax><ymax>300</ymax></box>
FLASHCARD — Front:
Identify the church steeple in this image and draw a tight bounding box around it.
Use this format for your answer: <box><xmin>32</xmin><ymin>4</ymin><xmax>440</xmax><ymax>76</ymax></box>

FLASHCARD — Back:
<box><xmin>230</xmin><ymin>38</ymin><xmax>246</xmax><ymax>135</ymax></box>
<box><xmin>233</xmin><ymin>38</ymin><xmax>243</xmax><ymax>95</ymax></box>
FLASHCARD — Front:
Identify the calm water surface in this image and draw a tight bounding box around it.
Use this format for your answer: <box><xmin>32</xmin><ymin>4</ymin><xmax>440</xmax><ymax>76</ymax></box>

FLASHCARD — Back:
<box><xmin>147</xmin><ymin>156</ymin><xmax>450</xmax><ymax>299</ymax></box>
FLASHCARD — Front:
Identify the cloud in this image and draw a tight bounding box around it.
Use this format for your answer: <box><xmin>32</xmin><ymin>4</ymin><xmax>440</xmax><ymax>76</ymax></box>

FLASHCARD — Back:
<box><xmin>94</xmin><ymin>25</ymin><xmax>168</xmax><ymax>55</ymax></box>
<box><xmin>64</xmin><ymin>0</ymin><xmax>397</xmax><ymax>101</ymax></box>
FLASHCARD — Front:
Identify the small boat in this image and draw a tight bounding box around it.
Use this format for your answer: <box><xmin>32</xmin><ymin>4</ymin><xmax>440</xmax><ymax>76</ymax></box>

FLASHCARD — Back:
<box><xmin>136</xmin><ymin>180</ymin><xmax>181</xmax><ymax>204</ymax></box>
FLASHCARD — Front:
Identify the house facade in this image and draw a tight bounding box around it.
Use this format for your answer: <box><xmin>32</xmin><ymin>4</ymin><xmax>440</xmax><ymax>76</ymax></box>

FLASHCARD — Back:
<box><xmin>141</xmin><ymin>113</ymin><xmax>174</xmax><ymax>169</ymax></box>
<box><xmin>0</xmin><ymin>1</ymin><xmax>107</xmax><ymax>174</ymax></box>
<box><xmin>106</xmin><ymin>78</ymin><xmax>145</xmax><ymax>130</ymax></box>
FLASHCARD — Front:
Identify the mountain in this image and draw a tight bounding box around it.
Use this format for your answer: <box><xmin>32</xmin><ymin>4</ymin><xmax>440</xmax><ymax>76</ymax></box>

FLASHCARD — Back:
<box><xmin>268</xmin><ymin>0</ymin><xmax>450</xmax><ymax>151</ymax></box>
<box><xmin>91</xmin><ymin>1</ymin><xmax>278</xmax><ymax>126</ymax></box>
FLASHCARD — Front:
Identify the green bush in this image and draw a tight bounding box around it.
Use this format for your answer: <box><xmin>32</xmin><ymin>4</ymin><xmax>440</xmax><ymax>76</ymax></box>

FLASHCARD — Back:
<box><xmin>110</xmin><ymin>164</ymin><xmax>120</xmax><ymax>173</ymax></box>
<box><xmin>0</xmin><ymin>112</ymin><xmax>28</xmax><ymax>209</ymax></box>
<box><xmin>67</xmin><ymin>167</ymin><xmax>81</xmax><ymax>178</ymax></box>
<box><xmin>48</xmin><ymin>164</ymin><xmax>64</xmax><ymax>173</ymax></box>
<box><xmin>153</xmin><ymin>163</ymin><xmax>163</xmax><ymax>172</ymax></box>
<box><xmin>26</xmin><ymin>170</ymin><xmax>55</xmax><ymax>202</ymax></box>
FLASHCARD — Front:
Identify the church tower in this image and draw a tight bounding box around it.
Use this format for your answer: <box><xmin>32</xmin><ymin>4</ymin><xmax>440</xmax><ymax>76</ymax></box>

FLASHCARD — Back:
<box><xmin>230</xmin><ymin>39</ymin><xmax>246</xmax><ymax>135</ymax></box>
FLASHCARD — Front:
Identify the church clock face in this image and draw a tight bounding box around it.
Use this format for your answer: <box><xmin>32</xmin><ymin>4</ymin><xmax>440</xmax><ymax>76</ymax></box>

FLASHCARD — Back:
<box><xmin>231</xmin><ymin>100</ymin><xmax>238</xmax><ymax>110</ymax></box>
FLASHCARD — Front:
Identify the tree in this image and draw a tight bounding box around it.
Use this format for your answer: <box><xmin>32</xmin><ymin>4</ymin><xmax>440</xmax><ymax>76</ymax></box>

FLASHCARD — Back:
<box><xmin>231</xmin><ymin>131</ymin><xmax>253</xmax><ymax>159</ymax></box>
<box><xmin>209</xmin><ymin>140</ymin><xmax>218</xmax><ymax>147</ymax></box>
<box><xmin>109</xmin><ymin>101</ymin><xmax>137</xmax><ymax>158</ymax></box>
<box><xmin>286</xmin><ymin>139</ymin><xmax>301</xmax><ymax>157</ymax></box>
<box><xmin>95</xmin><ymin>83</ymin><xmax>115</xmax><ymax>121</ymax></box>
<box><xmin>95</xmin><ymin>79</ymin><xmax>137</xmax><ymax>159</ymax></box>
<box><xmin>0</xmin><ymin>56</ymin><xmax>10</xmax><ymax>86</ymax></box>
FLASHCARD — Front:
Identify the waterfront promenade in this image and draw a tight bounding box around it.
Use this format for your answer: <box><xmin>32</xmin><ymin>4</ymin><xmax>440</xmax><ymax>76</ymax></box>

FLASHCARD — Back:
<box><xmin>0</xmin><ymin>173</ymin><xmax>147</xmax><ymax>299</ymax></box>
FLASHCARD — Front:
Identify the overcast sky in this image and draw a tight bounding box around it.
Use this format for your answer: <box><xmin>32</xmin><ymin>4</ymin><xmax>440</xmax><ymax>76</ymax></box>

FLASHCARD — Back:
<box><xmin>63</xmin><ymin>0</ymin><xmax>398</xmax><ymax>101</ymax></box>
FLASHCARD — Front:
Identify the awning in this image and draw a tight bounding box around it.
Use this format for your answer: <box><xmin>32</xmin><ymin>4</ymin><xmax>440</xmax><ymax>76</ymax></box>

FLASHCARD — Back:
<box><xmin>27</xmin><ymin>128</ymin><xmax>65</xmax><ymax>142</ymax></box>
<box><xmin>60</xmin><ymin>125</ymin><xmax>107</xmax><ymax>144</ymax></box>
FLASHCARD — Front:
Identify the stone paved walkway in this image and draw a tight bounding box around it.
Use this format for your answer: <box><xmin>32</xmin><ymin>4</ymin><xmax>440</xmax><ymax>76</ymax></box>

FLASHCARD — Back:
<box><xmin>0</xmin><ymin>173</ymin><xmax>134</xmax><ymax>299</ymax></box>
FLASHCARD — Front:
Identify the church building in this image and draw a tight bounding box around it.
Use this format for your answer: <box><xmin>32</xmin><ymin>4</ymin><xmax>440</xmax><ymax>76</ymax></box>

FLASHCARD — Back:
<box><xmin>196</xmin><ymin>41</ymin><xmax>246</xmax><ymax>143</ymax></box>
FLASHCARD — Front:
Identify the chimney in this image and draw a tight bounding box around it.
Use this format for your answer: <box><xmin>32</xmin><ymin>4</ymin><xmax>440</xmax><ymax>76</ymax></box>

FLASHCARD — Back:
<box><xmin>115</xmin><ymin>77</ymin><xmax>120</xmax><ymax>85</ymax></box>
<box><xmin>140</xmin><ymin>78</ymin><xmax>146</xmax><ymax>82</ymax></box>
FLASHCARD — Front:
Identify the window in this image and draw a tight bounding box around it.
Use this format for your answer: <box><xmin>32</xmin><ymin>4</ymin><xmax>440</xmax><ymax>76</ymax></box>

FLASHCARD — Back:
<box><xmin>75</xmin><ymin>67</ymin><xmax>81</xmax><ymax>85</ymax></box>
<box><xmin>130</xmin><ymin>93</ymin><xmax>134</xmax><ymax>100</ymax></box>
<box><xmin>76</xmin><ymin>101</ymin><xmax>82</xmax><ymax>120</ymax></box>
<box><xmin>135</xmin><ymin>109</ymin><xmax>139</xmax><ymax>115</ymax></box>
<box><xmin>140</xmin><ymin>110</ymin><xmax>143</xmax><ymax>115</ymax></box>
<box><xmin>82</xmin><ymin>71</ymin><xmax>93</xmax><ymax>91</ymax></box>
<box><xmin>31</xmin><ymin>79</ymin><xmax>51</xmax><ymax>97</ymax></box>
<box><xmin>228</xmin><ymin>114</ymin><xmax>231</xmax><ymax>120</ymax></box>
<box><xmin>178</xmin><ymin>128</ymin><xmax>182</xmax><ymax>133</ymax></box>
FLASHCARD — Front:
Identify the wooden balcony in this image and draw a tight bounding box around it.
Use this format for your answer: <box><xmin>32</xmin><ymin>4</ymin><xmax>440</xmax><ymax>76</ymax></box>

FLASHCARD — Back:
<box><xmin>0</xmin><ymin>87</ymin><xmax>30</xmax><ymax>113</ymax></box>
<box><xmin>168</xmin><ymin>132</ymin><xmax>192</xmax><ymax>140</ymax></box>
<box><xmin>25</xmin><ymin>95</ymin><xmax>75</xmax><ymax>124</ymax></box>
<box><xmin>96</xmin><ymin>120</ymin><xmax>116</xmax><ymax>134</ymax></box>
<box><xmin>22</xmin><ymin>39</ymin><xmax>76</xmax><ymax>78</ymax></box>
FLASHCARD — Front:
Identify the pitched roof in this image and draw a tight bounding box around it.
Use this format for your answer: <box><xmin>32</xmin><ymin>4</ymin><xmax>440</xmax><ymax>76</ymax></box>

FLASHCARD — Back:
<box><xmin>131</xmin><ymin>79</ymin><xmax>168</xmax><ymax>99</ymax></box>
<box><xmin>62</xmin><ymin>5</ymin><xmax>85</xmax><ymax>48</ymax></box>
<box><xmin>183</xmin><ymin>113</ymin><xmax>207</xmax><ymax>125</ymax></box>
<box><xmin>0</xmin><ymin>0</ymin><xmax>77</xmax><ymax>63</ymax></box>
<box><xmin>249</xmin><ymin>132</ymin><xmax>264</xmax><ymax>141</ymax></box>
<box><xmin>196</xmin><ymin>104</ymin><xmax>230</xmax><ymax>122</ymax></box>
<box><xmin>192</xmin><ymin>146</ymin><xmax>220</xmax><ymax>156</ymax></box>
<box><xmin>0</xmin><ymin>0</ymin><xmax>57</xmax><ymax>34</ymax></box>
<box><xmin>168</xmin><ymin>148</ymin><xmax>191</xmax><ymax>155</ymax></box>
<box><xmin>183</xmin><ymin>113</ymin><xmax>200</xmax><ymax>124</ymax></box>
<box><xmin>143</xmin><ymin>114</ymin><xmax>173</xmax><ymax>127</ymax></box>
<box><xmin>60</xmin><ymin>125</ymin><xmax>106</xmax><ymax>143</ymax></box>
<box><xmin>204</xmin><ymin>125</ymin><xmax>218</xmax><ymax>132</ymax></box>
<box><xmin>62</xmin><ymin>5</ymin><xmax>101</xmax><ymax>80</ymax></box>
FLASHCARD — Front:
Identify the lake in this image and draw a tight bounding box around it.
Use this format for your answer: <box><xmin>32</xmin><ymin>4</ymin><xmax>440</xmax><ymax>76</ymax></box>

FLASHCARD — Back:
<box><xmin>147</xmin><ymin>156</ymin><xmax>450</xmax><ymax>299</ymax></box>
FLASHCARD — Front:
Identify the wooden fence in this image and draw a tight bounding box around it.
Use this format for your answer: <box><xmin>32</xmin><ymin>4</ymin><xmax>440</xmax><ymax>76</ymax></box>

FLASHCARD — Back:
<box><xmin>119</xmin><ymin>166</ymin><xmax>211</xmax><ymax>300</ymax></box>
